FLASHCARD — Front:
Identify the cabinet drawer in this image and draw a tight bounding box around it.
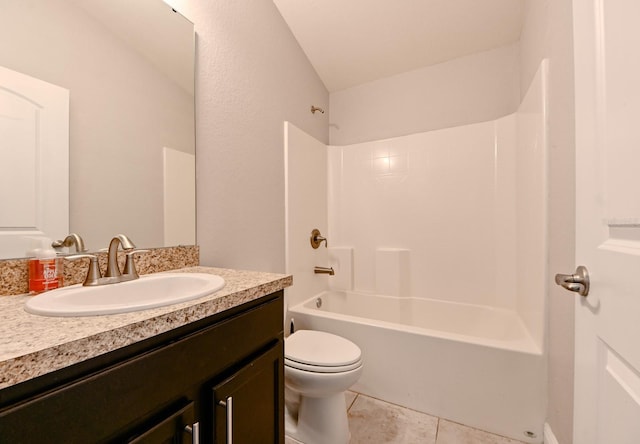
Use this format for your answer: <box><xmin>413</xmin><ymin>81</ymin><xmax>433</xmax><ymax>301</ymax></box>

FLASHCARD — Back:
<box><xmin>0</xmin><ymin>295</ymin><xmax>283</xmax><ymax>443</ymax></box>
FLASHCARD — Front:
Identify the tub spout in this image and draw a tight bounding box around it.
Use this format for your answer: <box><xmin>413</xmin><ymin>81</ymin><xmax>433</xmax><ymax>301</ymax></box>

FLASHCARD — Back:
<box><xmin>314</xmin><ymin>266</ymin><xmax>334</xmax><ymax>276</ymax></box>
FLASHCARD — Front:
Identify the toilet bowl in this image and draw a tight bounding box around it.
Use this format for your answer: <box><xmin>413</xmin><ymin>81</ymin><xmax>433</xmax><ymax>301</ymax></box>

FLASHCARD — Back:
<box><xmin>284</xmin><ymin>330</ymin><xmax>363</xmax><ymax>444</ymax></box>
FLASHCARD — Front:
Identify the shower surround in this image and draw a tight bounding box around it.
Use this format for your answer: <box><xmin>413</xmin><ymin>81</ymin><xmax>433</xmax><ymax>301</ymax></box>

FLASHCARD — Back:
<box><xmin>284</xmin><ymin>61</ymin><xmax>548</xmax><ymax>442</ymax></box>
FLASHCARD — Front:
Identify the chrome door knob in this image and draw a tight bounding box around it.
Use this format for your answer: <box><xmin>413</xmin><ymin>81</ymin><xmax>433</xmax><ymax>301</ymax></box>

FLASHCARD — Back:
<box><xmin>555</xmin><ymin>265</ymin><xmax>590</xmax><ymax>297</ymax></box>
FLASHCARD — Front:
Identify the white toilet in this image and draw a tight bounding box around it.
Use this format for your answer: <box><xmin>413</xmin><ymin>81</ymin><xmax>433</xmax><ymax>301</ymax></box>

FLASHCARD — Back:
<box><xmin>284</xmin><ymin>329</ymin><xmax>363</xmax><ymax>444</ymax></box>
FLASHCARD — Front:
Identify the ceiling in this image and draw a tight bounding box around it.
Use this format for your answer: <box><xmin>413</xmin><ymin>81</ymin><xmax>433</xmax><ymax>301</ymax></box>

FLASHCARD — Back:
<box><xmin>273</xmin><ymin>0</ymin><xmax>525</xmax><ymax>92</ymax></box>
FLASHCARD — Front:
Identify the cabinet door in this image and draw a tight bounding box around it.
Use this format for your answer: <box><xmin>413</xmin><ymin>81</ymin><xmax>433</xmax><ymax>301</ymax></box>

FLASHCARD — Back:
<box><xmin>128</xmin><ymin>401</ymin><xmax>197</xmax><ymax>444</ymax></box>
<box><xmin>213</xmin><ymin>343</ymin><xmax>284</xmax><ymax>444</ymax></box>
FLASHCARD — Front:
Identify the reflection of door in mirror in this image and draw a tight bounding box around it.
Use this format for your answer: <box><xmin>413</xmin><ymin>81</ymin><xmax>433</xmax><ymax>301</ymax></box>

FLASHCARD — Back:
<box><xmin>0</xmin><ymin>66</ymin><xmax>69</xmax><ymax>259</ymax></box>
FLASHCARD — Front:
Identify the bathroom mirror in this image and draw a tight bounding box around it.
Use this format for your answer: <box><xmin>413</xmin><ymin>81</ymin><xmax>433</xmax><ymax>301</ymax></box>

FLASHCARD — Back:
<box><xmin>0</xmin><ymin>0</ymin><xmax>195</xmax><ymax>259</ymax></box>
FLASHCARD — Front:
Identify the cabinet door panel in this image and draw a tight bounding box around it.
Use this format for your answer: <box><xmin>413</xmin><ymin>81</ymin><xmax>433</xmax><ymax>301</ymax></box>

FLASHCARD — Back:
<box><xmin>213</xmin><ymin>343</ymin><xmax>284</xmax><ymax>444</ymax></box>
<box><xmin>128</xmin><ymin>401</ymin><xmax>196</xmax><ymax>444</ymax></box>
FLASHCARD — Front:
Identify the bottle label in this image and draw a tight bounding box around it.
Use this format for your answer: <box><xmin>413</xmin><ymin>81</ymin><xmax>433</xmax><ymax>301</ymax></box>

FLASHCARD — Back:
<box><xmin>29</xmin><ymin>258</ymin><xmax>63</xmax><ymax>294</ymax></box>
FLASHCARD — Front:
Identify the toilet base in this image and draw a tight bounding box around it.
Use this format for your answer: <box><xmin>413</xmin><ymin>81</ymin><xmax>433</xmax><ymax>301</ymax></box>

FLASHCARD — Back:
<box><xmin>285</xmin><ymin>391</ymin><xmax>350</xmax><ymax>444</ymax></box>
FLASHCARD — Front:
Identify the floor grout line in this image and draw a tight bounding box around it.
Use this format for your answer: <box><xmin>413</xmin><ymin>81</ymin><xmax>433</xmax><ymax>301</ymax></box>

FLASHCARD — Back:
<box><xmin>346</xmin><ymin>391</ymin><xmax>527</xmax><ymax>444</ymax></box>
<box><xmin>285</xmin><ymin>390</ymin><xmax>530</xmax><ymax>444</ymax></box>
<box><xmin>346</xmin><ymin>392</ymin><xmax>358</xmax><ymax>411</ymax></box>
<box><xmin>349</xmin><ymin>391</ymin><xmax>435</xmax><ymax>416</ymax></box>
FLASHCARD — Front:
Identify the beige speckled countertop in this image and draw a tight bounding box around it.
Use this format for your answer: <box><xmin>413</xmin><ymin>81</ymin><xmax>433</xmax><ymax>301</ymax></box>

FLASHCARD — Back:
<box><xmin>0</xmin><ymin>266</ymin><xmax>292</xmax><ymax>389</ymax></box>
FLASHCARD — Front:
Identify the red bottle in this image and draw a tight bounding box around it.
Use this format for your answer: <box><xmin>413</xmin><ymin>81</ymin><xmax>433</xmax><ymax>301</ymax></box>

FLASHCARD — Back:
<box><xmin>28</xmin><ymin>242</ymin><xmax>63</xmax><ymax>295</ymax></box>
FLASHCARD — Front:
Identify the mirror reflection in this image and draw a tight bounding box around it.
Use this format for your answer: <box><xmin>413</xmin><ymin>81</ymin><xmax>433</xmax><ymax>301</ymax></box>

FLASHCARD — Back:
<box><xmin>0</xmin><ymin>0</ymin><xmax>195</xmax><ymax>259</ymax></box>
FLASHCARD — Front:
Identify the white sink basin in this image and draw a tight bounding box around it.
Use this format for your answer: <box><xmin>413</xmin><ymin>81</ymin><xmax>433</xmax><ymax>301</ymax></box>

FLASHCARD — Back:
<box><xmin>24</xmin><ymin>273</ymin><xmax>225</xmax><ymax>317</ymax></box>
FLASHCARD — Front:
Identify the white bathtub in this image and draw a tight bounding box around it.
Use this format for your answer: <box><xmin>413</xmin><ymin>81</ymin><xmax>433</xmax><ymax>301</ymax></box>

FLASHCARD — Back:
<box><xmin>288</xmin><ymin>290</ymin><xmax>545</xmax><ymax>443</ymax></box>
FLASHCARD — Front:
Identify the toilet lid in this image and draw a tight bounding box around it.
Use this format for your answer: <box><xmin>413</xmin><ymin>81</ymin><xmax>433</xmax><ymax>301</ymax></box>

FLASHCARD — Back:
<box><xmin>285</xmin><ymin>330</ymin><xmax>362</xmax><ymax>368</ymax></box>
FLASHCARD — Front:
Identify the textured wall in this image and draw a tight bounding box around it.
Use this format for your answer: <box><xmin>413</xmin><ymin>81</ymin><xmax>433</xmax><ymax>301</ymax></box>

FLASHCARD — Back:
<box><xmin>170</xmin><ymin>0</ymin><xmax>329</xmax><ymax>273</ymax></box>
<box><xmin>329</xmin><ymin>44</ymin><xmax>520</xmax><ymax>145</ymax></box>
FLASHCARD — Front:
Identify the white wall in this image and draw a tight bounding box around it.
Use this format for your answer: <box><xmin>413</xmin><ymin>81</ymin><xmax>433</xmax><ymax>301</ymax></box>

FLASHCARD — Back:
<box><xmin>284</xmin><ymin>122</ymin><xmax>328</xmax><ymax>320</ymax></box>
<box><xmin>515</xmin><ymin>61</ymin><xmax>549</xmax><ymax>354</ymax></box>
<box><xmin>326</xmin><ymin>64</ymin><xmax>547</xmax><ymax>352</ymax></box>
<box><xmin>520</xmin><ymin>1</ymin><xmax>576</xmax><ymax>443</ymax></box>
<box><xmin>170</xmin><ymin>0</ymin><xmax>330</xmax><ymax>273</ymax></box>
<box><xmin>328</xmin><ymin>121</ymin><xmax>515</xmax><ymax>309</ymax></box>
<box><xmin>329</xmin><ymin>44</ymin><xmax>520</xmax><ymax>146</ymax></box>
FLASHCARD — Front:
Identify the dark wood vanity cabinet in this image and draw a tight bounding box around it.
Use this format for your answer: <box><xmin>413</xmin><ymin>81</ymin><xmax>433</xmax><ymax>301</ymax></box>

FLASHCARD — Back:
<box><xmin>213</xmin><ymin>345</ymin><xmax>283</xmax><ymax>443</ymax></box>
<box><xmin>0</xmin><ymin>291</ymin><xmax>285</xmax><ymax>444</ymax></box>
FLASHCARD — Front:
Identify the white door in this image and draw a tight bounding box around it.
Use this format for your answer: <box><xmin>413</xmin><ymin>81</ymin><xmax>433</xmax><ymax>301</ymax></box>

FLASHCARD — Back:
<box><xmin>573</xmin><ymin>1</ymin><xmax>640</xmax><ymax>442</ymax></box>
<box><xmin>0</xmin><ymin>65</ymin><xmax>69</xmax><ymax>258</ymax></box>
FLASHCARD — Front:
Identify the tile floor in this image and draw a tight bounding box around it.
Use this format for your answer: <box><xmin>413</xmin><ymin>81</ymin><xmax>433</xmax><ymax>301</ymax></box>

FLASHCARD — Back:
<box><xmin>285</xmin><ymin>391</ymin><xmax>528</xmax><ymax>444</ymax></box>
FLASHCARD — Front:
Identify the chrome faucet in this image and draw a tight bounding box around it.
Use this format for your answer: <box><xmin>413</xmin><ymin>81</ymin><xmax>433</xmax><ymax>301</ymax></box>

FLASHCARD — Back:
<box><xmin>314</xmin><ymin>266</ymin><xmax>335</xmax><ymax>276</ymax></box>
<box><xmin>52</xmin><ymin>233</ymin><xmax>87</xmax><ymax>253</ymax></box>
<box><xmin>105</xmin><ymin>234</ymin><xmax>136</xmax><ymax>278</ymax></box>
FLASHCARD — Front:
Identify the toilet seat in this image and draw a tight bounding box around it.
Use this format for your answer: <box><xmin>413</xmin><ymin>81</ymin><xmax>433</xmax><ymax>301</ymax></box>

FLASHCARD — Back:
<box><xmin>285</xmin><ymin>357</ymin><xmax>362</xmax><ymax>373</ymax></box>
<box><xmin>285</xmin><ymin>330</ymin><xmax>362</xmax><ymax>373</ymax></box>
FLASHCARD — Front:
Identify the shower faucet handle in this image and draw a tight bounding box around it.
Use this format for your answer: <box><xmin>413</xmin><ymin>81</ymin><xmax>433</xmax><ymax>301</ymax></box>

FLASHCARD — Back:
<box><xmin>310</xmin><ymin>228</ymin><xmax>328</xmax><ymax>249</ymax></box>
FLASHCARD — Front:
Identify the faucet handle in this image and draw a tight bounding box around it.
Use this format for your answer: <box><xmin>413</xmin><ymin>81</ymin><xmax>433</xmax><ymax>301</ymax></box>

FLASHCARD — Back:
<box><xmin>65</xmin><ymin>254</ymin><xmax>102</xmax><ymax>286</ymax></box>
<box><xmin>123</xmin><ymin>249</ymin><xmax>149</xmax><ymax>279</ymax></box>
<box><xmin>310</xmin><ymin>229</ymin><xmax>328</xmax><ymax>249</ymax></box>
